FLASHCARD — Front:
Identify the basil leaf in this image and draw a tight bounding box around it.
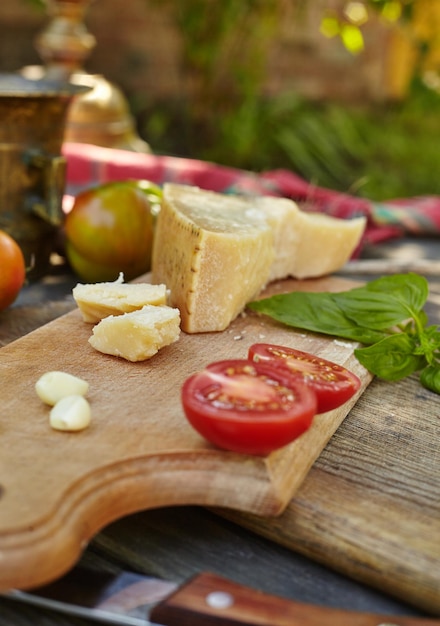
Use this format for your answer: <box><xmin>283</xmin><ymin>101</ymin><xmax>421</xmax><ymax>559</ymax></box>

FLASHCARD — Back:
<box><xmin>414</xmin><ymin>326</ymin><xmax>440</xmax><ymax>363</ymax></box>
<box><xmin>330</xmin><ymin>274</ymin><xmax>428</xmax><ymax>330</ymax></box>
<box><xmin>354</xmin><ymin>334</ymin><xmax>426</xmax><ymax>381</ymax></box>
<box><xmin>248</xmin><ymin>291</ymin><xmax>386</xmax><ymax>343</ymax></box>
<box><xmin>421</xmin><ymin>325</ymin><xmax>440</xmax><ymax>343</ymax></box>
<box><xmin>365</xmin><ymin>273</ymin><xmax>429</xmax><ymax>313</ymax></box>
<box><xmin>420</xmin><ymin>364</ymin><xmax>440</xmax><ymax>394</ymax></box>
<box><xmin>418</xmin><ymin>310</ymin><xmax>429</xmax><ymax>328</ymax></box>
<box><xmin>332</xmin><ymin>289</ymin><xmax>416</xmax><ymax>330</ymax></box>
<box><xmin>249</xmin><ymin>273</ymin><xmax>439</xmax><ymax>394</ymax></box>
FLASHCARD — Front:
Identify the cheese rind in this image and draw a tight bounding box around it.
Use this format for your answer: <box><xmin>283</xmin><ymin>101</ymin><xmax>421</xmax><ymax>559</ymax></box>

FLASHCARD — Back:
<box><xmin>73</xmin><ymin>274</ymin><xmax>168</xmax><ymax>323</ymax></box>
<box><xmin>151</xmin><ymin>185</ymin><xmax>274</xmax><ymax>334</ymax></box>
<box><xmin>88</xmin><ymin>305</ymin><xmax>181</xmax><ymax>362</ymax></box>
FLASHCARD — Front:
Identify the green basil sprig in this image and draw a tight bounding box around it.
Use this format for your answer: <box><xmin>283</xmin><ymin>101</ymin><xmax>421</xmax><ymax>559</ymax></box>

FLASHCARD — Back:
<box><xmin>248</xmin><ymin>273</ymin><xmax>440</xmax><ymax>394</ymax></box>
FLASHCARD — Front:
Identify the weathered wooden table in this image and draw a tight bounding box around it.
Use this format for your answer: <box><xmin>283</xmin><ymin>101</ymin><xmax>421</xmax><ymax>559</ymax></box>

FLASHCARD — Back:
<box><xmin>0</xmin><ymin>237</ymin><xmax>439</xmax><ymax>624</ymax></box>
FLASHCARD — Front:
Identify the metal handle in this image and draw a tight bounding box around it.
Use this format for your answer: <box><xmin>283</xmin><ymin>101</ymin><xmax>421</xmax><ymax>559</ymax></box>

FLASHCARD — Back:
<box><xmin>24</xmin><ymin>149</ymin><xmax>66</xmax><ymax>226</ymax></box>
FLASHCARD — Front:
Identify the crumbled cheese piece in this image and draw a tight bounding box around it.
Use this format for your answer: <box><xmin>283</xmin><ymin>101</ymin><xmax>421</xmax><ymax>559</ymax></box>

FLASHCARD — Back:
<box><xmin>88</xmin><ymin>305</ymin><xmax>181</xmax><ymax>362</ymax></box>
<box><xmin>73</xmin><ymin>273</ymin><xmax>168</xmax><ymax>323</ymax></box>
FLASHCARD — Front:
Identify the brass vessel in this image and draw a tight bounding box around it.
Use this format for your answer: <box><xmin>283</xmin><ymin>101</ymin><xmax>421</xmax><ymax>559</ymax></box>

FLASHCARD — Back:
<box><xmin>0</xmin><ymin>73</ymin><xmax>89</xmax><ymax>278</ymax></box>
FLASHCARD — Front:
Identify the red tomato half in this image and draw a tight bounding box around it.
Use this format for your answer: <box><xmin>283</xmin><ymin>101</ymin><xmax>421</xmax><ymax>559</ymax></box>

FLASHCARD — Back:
<box><xmin>181</xmin><ymin>359</ymin><xmax>317</xmax><ymax>456</ymax></box>
<box><xmin>248</xmin><ymin>344</ymin><xmax>361</xmax><ymax>414</ymax></box>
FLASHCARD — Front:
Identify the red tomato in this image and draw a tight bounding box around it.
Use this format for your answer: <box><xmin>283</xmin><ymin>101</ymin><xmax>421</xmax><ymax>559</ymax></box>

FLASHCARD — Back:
<box><xmin>248</xmin><ymin>343</ymin><xmax>361</xmax><ymax>413</ymax></box>
<box><xmin>181</xmin><ymin>359</ymin><xmax>317</xmax><ymax>456</ymax></box>
<box><xmin>0</xmin><ymin>230</ymin><xmax>26</xmax><ymax>311</ymax></box>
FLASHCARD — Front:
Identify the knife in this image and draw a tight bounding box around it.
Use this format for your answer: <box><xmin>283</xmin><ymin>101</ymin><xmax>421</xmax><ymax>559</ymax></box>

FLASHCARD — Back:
<box><xmin>4</xmin><ymin>565</ymin><xmax>439</xmax><ymax>626</ymax></box>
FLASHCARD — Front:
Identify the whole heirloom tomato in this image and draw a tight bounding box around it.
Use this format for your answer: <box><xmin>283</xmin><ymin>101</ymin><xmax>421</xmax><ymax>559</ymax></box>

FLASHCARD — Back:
<box><xmin>0</xmin><ymin>230</ymin><xmax>26</xmax><ymax>311</ymax></box>
<box><xmin>248</xmin><ymin>344</ymin><xmax>361</xmax><ymax>413</ymax></box>
<box><xmin>181</xmin><ymin>359</ymin><xmax>317</xmax><ymax>456</ymax></box>
<box><xmin>64</xmin><ymin>180</ymin><xmax>162</xmax><ymax>283</ymax></box>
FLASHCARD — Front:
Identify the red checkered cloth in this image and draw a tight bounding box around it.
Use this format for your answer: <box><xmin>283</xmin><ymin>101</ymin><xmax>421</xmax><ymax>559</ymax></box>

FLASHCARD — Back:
<box><xmin>63</xmin><ymin>142</ymin><xmax>440</xmax><ymax>253</ymax></box>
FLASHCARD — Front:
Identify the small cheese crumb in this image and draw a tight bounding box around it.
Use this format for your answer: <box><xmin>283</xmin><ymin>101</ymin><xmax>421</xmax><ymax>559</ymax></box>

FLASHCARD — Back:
<box><xmin>333</xmin><ymin>339</ymin><xmax>356</xmax><ymax>349</ymax></box>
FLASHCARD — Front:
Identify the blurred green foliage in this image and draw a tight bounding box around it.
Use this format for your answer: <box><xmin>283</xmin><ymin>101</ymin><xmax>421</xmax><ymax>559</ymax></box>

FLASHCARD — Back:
<box><xmin>141</xmin><ymin>78</ymin><xmax>440</xmax><ymax>201</ymax></box>
<box><xmin>139</xmin><ymin>0</ymin><xmax>440</xmax><ymax>201</ymax></box>
<box><xmin>23</xmin><ymin>0</ymin><xmax>45</xmax><ymax>9</ymax></box>
<box><xmin>321</xmin><ymin>0</ymin><xmax>414</xmax><ymax>54</ymax></box>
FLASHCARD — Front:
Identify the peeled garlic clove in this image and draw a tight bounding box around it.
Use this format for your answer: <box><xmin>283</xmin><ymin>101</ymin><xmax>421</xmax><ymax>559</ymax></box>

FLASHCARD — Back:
<box><xmin>50</xmin><ymin>395</ymin><xmax>92</xmax><ymax>432</ymax></box>
<box><xmin>36</xmin><ymin>371</ymin><xmax>89</xmax><ymax>406</ymax></box>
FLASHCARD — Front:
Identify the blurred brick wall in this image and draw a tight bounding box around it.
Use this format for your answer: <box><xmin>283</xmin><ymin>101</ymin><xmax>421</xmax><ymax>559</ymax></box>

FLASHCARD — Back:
<box><xmin>0</xmin><ymin>1</ymin><xmax>45</xmax><ymax>71</ymax></box>
<box><xmin>0</xmin><ymin>0</ymin><xmax>399</xmax><ymax>107</ymax></box>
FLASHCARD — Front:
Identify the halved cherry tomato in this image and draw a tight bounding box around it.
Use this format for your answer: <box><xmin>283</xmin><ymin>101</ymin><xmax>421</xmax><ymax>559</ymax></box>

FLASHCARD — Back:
<box><xmin>248</xmin><ymin>344</ymin><xmax>361</xmax><ymax>413</ymax></box>
<box><xmin>181</xmin><ymin>359</ymin><xmax>317</xmax><ymax>456</ymax></box>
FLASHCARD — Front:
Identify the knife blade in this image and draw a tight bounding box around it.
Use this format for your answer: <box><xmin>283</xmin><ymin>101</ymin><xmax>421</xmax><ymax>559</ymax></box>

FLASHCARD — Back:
<box><xmin>4</xmin><ymin>565</ymin><xmax>439</xmax><ymax>626</ymax></box>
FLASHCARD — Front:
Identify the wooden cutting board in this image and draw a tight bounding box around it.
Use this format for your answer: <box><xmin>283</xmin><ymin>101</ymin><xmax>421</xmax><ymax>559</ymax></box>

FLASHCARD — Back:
<box><xmin>0</xmin><ymin>275</ymin><xmax>371</xmax><ymax>592</ymax></box>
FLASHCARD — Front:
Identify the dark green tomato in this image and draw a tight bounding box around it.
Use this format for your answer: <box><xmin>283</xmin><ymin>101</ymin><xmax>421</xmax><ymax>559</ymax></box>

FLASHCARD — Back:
<box><xmin>64</xmin><ymin>180</ymin><xmax>162</xmax><ymax>283</ymax></box>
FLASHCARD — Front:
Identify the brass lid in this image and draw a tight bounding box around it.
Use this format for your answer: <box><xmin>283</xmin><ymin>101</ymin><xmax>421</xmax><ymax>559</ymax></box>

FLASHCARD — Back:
<box><xmin>65</xmin><ymin>73</ymin><xmax>151</xmax><ymax>152</ymax></box>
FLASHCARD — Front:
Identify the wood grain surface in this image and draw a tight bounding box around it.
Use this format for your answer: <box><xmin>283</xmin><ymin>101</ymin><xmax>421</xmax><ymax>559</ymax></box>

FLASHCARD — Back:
<box><xmin>219</xmin><ymin>275</ymin><xmax>440</xmax><ymax>615</ymax></box>
<box><xmin>219</xmin><ymin>371</ymin><xmax>440</xmax><ymax>614</ymax></box>
<box><xmin>0</xmin><ymin>275</ymin><xmax>371</xmax><ymax>593</ymax></box>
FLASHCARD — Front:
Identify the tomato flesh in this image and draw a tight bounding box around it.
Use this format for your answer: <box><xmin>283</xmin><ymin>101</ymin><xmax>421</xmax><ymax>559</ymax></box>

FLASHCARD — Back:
<box><xmin>181</xmin><ymin>359</ymin><xmax>317</xmax><ymax>456</ymax></box>
<box><xmin>248</xmin><ymin>343</ymin><xmax>361</xmax><ymax>413</ymax></box>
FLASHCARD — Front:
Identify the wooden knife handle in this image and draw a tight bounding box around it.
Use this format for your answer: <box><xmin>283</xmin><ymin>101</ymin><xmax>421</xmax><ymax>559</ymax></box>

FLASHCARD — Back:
<box><xmin>150</xmin><ymin>572</ymin><xmax>439</xmax><ymax>626</ymax></box>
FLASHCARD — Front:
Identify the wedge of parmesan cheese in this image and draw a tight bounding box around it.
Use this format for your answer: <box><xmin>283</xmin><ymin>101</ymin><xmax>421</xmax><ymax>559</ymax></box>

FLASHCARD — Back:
<box><xmin>254</xmin><ymin>196</ymin><xmax>366</xmax><ymax>281</ymax></box>
<box><xmin>73</xmin><ymin>273</ymin><xmax>168</xmax><ymax>323</ymax></box>
<box><xmin>151</xmin><ymin>184</ymin><xmax>274</xmax><ymax>334</ymax></box>
<box><xmin>151</xmin><ymin>184</ymin><xmax>366</xmax><ymax>334</ymax></box>
<box><xmin>88</xmin><ymin>305</ymin><xmax>181</xmax><ymax>362</ymax></box>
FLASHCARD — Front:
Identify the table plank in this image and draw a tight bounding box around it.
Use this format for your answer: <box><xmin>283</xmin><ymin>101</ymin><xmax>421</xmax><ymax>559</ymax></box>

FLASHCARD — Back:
<box><xmin>219</xmin><ymin>275</ymin><xmax>440</xmax><ymax>614</ymax></box>
<box><xmin>219</xmin><ymin>373</ymin><xmax>440</xmax><ymax>613</ymax></box>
